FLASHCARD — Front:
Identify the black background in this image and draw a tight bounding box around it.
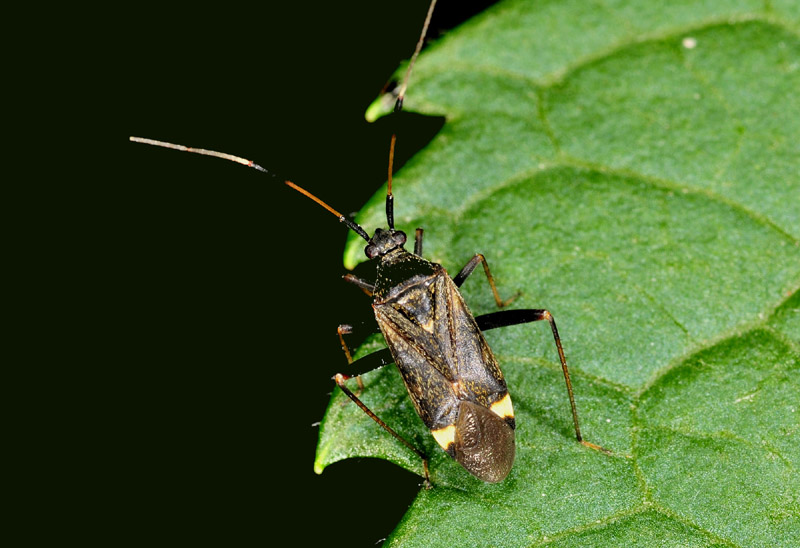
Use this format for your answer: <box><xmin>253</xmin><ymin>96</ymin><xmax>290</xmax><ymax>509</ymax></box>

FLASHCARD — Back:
<box><xmin>122</xmin><ymin>1</ymin><xmax>498</xmax><ymax>545</ymax></box>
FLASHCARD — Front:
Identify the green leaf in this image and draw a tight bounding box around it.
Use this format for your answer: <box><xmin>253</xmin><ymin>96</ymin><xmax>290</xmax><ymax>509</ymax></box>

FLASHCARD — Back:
<box><xmin>317</xmin><ymin>0</ymin><xmax>800</xmax><ymax>545</ymax></box>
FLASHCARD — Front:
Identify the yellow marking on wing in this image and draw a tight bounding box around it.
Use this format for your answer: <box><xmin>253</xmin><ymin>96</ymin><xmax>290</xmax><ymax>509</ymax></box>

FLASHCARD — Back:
<box><xmin>490</xmin><ymin>393</ymin><xmax>514</xmax><ymax>420</ymax></box>
<box><xmin>430</xmin><ymin>425</ymin><xmax>456</xmax><ymax>450</ymax></box>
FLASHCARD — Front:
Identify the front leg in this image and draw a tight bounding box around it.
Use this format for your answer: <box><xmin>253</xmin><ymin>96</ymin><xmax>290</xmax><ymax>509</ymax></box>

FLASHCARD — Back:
<box><xmin>336</xmin><ymin>320</ymin><xmax>383</xmax><ymax>393</ymax></box>
<box><xmin>337</xmin><ymin>324</ymin><xmax>364</xmax><ymax>393</ymax></box>
<box><xmin>414</xmin><ymin>228</ymin><xmax>424</xmax><ymax>256</ymax></box>
<box><xmin>453</xmin><ymin>253</ymin><xmax>519</xmax><ymax>308</ymax></box>
<box><xmin>342</xmin><ymin>273</ymin><xmax>375</xmax><ymax>297</ymax></box>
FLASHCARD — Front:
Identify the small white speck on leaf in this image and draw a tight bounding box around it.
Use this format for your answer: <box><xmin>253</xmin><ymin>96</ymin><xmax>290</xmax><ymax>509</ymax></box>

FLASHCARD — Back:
<box><xmin>682</xmin><ymin>37</ymin><xmax>697</xmax><ymax>49</ymax></box>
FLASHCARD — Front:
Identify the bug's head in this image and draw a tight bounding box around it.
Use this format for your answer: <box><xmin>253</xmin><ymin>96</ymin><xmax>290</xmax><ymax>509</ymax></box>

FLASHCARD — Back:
<box><xmin>365</xmin><ymin>228</ymin><xmax>406</xmax><ymax>259</ymax></box>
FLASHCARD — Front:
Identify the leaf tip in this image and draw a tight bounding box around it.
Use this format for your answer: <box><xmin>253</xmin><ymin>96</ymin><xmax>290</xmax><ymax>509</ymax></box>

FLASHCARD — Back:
<box><xmin>365</xmin><ymin>92</ymin><xmax>395</xmax><ymax>123</ymax></box>
<box><xmin>313</xmin><ymin>447</ymin><xmax>331</xmax><ymax>475</ymax></box>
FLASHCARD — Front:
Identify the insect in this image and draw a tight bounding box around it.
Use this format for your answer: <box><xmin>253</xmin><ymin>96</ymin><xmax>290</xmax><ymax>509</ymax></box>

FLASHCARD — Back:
<box><xmin>130</xmin><ymin>0</ymin><xmax>606</xmax><ymax>485</ymax></box>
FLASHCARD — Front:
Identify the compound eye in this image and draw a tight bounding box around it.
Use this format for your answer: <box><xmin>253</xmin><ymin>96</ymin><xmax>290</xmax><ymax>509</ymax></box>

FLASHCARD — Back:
<box><xmin>393</xmin><ymin>231</ymin><xmax>407</xmax><ymax>246</ymax></box>
<box><xmin>365</xmin><ymin>244</ymin><xmax>378</xmax><ymax>258</ymax></box>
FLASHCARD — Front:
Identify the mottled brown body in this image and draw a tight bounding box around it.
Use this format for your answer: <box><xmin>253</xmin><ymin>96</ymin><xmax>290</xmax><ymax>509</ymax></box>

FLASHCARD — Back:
<box><xmin>372</xmin><ymin>246</ymin><xmax>516</xmax><ymax>482</ymax></box>
<box><xmin>127</xmin><ymin>130</ymin><xmax>605</xmax><ymax>483</ymax></box>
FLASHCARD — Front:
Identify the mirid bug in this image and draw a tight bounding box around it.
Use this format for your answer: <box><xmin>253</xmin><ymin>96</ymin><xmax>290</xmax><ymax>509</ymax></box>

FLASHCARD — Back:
<box><xmin>130</xmin><ymin>0</ymin><xmax>606</xmax><ymax>485</ymax></box>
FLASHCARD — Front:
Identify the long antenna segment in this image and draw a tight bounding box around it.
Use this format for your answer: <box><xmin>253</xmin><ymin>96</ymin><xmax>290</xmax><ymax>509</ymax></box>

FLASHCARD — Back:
<box><xmin>395</xmin><ymin>0</ymin><xmax>438</xmax><ymax>112</ymax></box>
<box><xmin>385</xmin><ymin>0</ymin><xmax>438</xmax><ymax>231</ymax></box>
<box><xmin>130</xmin><ymin>1</ymin><xmax>438</xmax><ymax>244</ymax></box>
<box><xmin>129</xmin><ymin>136</ymin><xmax>371</xmax><ymax>242</ymax></box>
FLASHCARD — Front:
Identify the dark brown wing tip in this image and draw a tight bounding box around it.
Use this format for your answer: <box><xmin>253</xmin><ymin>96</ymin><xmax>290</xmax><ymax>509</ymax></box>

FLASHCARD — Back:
<box><xmin>453</xmin><ymin>401</ymin><xmax>516</xmax><ymax>483</ymax></box>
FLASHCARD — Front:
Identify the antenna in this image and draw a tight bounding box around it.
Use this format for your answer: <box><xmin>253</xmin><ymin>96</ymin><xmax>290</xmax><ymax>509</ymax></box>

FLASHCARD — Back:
<box><xmin>130</xmin><ymin>0</ymin><xmax>438</xmax><ymax>243</ymax></box>
<box><xmin>129</xmin><ymin>136</ymin><xmax>371</xmax><ymax>242</ymax></box>
<box><xmin>385</xmin><ymin>0</ymin><xmax>438</xmax><ymax>231</ymax></box>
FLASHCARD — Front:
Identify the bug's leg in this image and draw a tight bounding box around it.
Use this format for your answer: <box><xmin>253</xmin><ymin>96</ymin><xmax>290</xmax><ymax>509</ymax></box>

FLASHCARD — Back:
<box><xmin>414</xmin><ymin>228</ymin><xmax>424</xmax><ymax>256</ymax></box>
<box><xmin>337</xmin><ymin>324</ymin><xmax>366</xmax><ymax>393</ymax></box>
<box><xmin>335</xmin><ymin>355</ymin><xmax>431</xmax><ymax>487</ymax></box>
<box><xmin>453</xmin><ymin>253</ymin><xmax>519</xmax><ymax>308</ymax></box>
<box><xmin>338</xmin><ymin>321</ymin><xmax>383</xmax><ymax>393</ymax></box>
<box><xmin>476</xmin><ymin>309</ymin><xmax>612</xmax><ymax>455</ymax></box>
<box><xmin>344</xmin><ymin>347</ymin><xmax>394</xmax><ymax>375</ymax></box>
<box><xmin>342</xmin><ymin>273</ymin><xmax>375</xmax><ymax>297</ymax></box>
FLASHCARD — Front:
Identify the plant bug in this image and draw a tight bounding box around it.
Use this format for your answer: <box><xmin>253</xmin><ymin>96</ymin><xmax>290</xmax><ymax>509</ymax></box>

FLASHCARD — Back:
<box><xmin>130</xmin><ymin>0</ymin><xmax>607</xmax><ymax>486</ymax></box>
